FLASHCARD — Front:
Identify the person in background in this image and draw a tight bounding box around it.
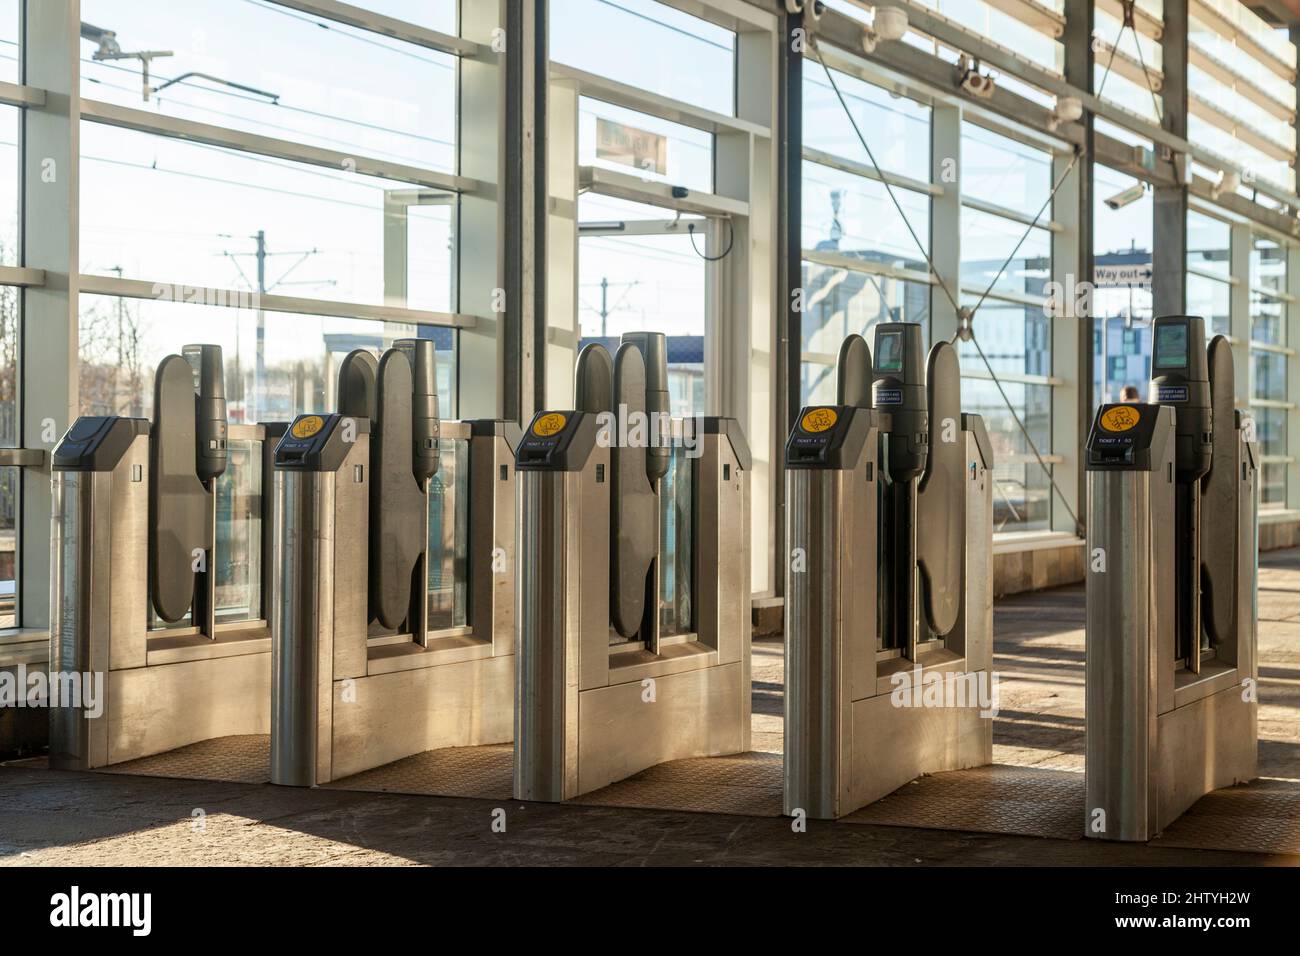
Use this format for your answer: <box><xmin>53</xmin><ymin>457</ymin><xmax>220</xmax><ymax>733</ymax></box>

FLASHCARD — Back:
<box><xmin>1119</xmin><ymin>384</ymin><xmax>1141</xmax><ymax>403</ymax></box>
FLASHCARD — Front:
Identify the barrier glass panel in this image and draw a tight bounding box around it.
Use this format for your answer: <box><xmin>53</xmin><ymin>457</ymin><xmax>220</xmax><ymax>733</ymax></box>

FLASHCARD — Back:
<box><xmin>428</xmin><ymin>437</ymin><xmax>468</xmax><ymax>631</ymax></box>
<box><xmin>215</xmin><ymin>439</ymin><xmax>263</xmax><ymax>623</ymax></box>
<box><xmin>658</xmin><ymin>442</ymin><xmax>693</xmax><ymax>637</ymax></box>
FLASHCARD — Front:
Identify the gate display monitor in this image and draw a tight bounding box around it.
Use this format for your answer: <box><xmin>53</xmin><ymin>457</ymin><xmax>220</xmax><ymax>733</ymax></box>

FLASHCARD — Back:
<box><xmin>1154</xmin><ymin>320</ymin><xmax>1189</xmax><ymax>369</ymax></box>
<box><xmin>876</xmin><ymin>330</ymin><xmax>904</xmax><ymax>372</ymax></box>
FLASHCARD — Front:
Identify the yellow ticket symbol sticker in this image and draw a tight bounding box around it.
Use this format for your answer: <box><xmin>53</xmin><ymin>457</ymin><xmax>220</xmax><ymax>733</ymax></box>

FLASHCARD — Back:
<box><xmin>1100</xmin><ymin>406</ymin><xmax>1140</xmax><ymax>433</ymax></box>
<box><xmin>533</xmin><ymin>412</ymin><xmax>568</xmax><ymax>437</ymax></box>
<box><xmin>801</xmin><ymin>408</ymin><xmax>839</xmax><ymax>434</ymax></box>
<box><xmin>291</xmin><ymin>415</ymin><xmax>325</xmax><ymax>440</ymax></box>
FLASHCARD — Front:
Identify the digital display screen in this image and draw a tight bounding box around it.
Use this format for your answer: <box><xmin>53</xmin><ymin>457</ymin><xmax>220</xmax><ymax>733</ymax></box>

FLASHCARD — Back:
<box><xmin>1154</xmin><ymin>322</ymin><xmax>1189</xmax><ymax>369</ymax></box>
<box><xmin>876</xmin><ymin>331</ymin><xmax>903</xmax><ymax>372</ymax></box>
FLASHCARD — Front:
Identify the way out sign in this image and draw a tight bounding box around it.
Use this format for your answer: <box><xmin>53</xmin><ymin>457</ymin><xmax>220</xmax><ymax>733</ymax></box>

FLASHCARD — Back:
<box><xmin>1094</xmin><ymin>263</ymin><xmax>1152</xmax><ymax>288</ymax></box>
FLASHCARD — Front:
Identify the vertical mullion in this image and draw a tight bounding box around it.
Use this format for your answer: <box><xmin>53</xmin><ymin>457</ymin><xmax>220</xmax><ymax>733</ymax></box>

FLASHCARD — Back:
<box><xmin>21</xmin><ymin>0</ymin><xmax>79</xmax><ymax>631</ymax></box>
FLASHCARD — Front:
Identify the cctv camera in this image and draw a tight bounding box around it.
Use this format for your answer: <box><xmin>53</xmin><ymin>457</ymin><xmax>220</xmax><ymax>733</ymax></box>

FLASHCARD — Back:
<box><xmin>1104</xmin><ymin>182</ymin><xmax>1146</xmax><ymax>210</ymax></box>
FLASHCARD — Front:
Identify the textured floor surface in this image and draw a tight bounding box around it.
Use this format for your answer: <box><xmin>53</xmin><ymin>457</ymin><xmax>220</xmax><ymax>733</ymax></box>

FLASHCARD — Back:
<box><xmin>3</xmin><ymin>548</ymin><xmax>1299</xmax><ymax>865</ymax></box>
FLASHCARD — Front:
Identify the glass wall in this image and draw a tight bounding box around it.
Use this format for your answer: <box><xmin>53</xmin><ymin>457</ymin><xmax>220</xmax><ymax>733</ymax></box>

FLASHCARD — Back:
<box><xmin>800</xmin><ymin>67</ymin><xmax>932</xmax><ymax>407</ymax></box>
<box><xmin>1251</xmin><ymin>236</ymin><xmax>1290</xmax><ymax>507</ymax></box>
<box><xmin>77</xmin><ymin>1</ymin><xmax>462</xmax><ymax>423</ymax></box>
<box><xmin>1</xmin><ymin>7</ymin><xmax>18</xmax><ymax>625</ymax></box>
<box><xmin>1092</xmin><ymin>165</ymin><xmax>1154</xmax><ymax>410</ymax></box>
<box><xmin>959</xmin><ymin>123</ymin><xmax>1053</xmax><ymax>533</ymax></box>
<box><xmin>1187</xmin><ymin>209</ymin><xmax>1232</xmax><ymax>337</ymax></box>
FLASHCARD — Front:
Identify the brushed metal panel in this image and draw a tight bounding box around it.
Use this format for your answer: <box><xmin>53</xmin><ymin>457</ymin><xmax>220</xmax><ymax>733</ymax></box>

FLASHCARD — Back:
<box><xmin>1085</xmin><ymin>469</ymin><xmax>1160</xmax><ymax>841</ymax></box>
<box><xmin>514</xmin><ymin>470</ymin><xmax>578</xmax><ymax>802</ymax></box>
<box><xmin>107</xmin><ymin>652</ymin><xmax>272</xmax><ymax>764</ymax></box>
<box><xmin>366</xmin><ymin>635</ymin><xmax>493</xmax><ymax>674</ymax></box>
<box><xmin>49</xmin><ymin>471</ymin><xmax>98</xmax><ymax>769</ymax></box>
<box><xmin>783</xmin><ymin>434</ymin><xmax>878</xmax><ymax>819</ymax></box>
<box><xmin>575</xmin><ymin>660</ymin><xmax>745</xmax><ymax>796</ymax></box>
<box><xmin>695</xmin><ymin>432</ymin><xmax>750</xmax><ymax>666</ymax></box>
<box><xmin>108</xmin><ymin>438</ymin><xmax>149</xmax><ymax>672</ymax></box>
<box><xmin>270</xmin><ymin>469</ymin><xmax>333</xmax><ymax>787</ymax></box>
<box><xmin>329</xmin><ymin>655</ymin><xmax>514</xmax><ymax>780</ymax></box>
<box><xmin>575</xmin><ymin>447</ymin><xmax>612</xmax><ymax>692</ymax></box>
<box><xmin>951</xmin><ymin>430</ymin><xmax>993</xmax><ymax>669</ymax></box>
<box><xmin>146</xmin><ymin>628</ymin><xmax>271</xmax><ymax>665</ymax></box>
<box><xmin>848</xmin><ymin>683</ymin><xmax>992</xmax><ymax>813</ymax></box>
<box><xmin>605</xmin><ymin>640</ymin><xmax>719</xmax><ymax>684</ymax></box>
<box><xmin>1155</xmin><ymin>682</ymin><xmax>1257</xmax><ymax>834</ymax></box>
<box><xmin>331</xmin><ymin>438</ymin><xmax>371</xmax><ymax>681</ymax></box>
<box><xmin>469</xmin><ymin>431</ymin><xmax>517</xmax><ymax>659</ymax></box>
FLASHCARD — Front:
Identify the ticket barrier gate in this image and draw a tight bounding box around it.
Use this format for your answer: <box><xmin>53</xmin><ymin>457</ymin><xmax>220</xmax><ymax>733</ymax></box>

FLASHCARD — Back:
<box><xmin>1084</xmin><ymin>315</ymin><xmax>1258</xmax><ymax>841</ymax></box>
<box><xmin>50</xmin><ymin>345</ymin><xmax>281</xmax><ymax>769</ymax></box>
<box><xmin>513</xmin><ymin>331</ymin><xmax>751</xmax><ymax>801</ymax></box>
<box><xmin>783</xmin><ymin>325</ymin><xmax>994</xmax><ymax>819</ymax></box>
<box><xmin>270</xmin><ymin>341</ymin><xmax>518</xmax><ymax>786</ymax></box>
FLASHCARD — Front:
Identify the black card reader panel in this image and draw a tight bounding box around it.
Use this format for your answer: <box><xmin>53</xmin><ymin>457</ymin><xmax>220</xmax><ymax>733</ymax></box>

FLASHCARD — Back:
<box><xmin>274</xmin><ymin>414</ymin><xmax>369</xmax><ymax>473</ymax></box>
<box><xmin>1085</xmin><ymin>403</ymin><xmax>1171</xmax><ymax>472</ymax></box>
<box><xmin>516</xmin><ymin>411</ymin><xmax>598</xmax><ymax>472</ymax></box>
<box><xmin>786</xmin><ymin>405</ymin><xmax>875</xmax><ymax>471</ymax></box>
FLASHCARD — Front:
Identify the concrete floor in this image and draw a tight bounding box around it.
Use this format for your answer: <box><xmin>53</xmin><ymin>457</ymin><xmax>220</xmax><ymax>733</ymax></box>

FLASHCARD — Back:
<box><xmin>3</xmin><ymin>550</ymin><xmax>1299</xmax><ymax>867</ymax></box>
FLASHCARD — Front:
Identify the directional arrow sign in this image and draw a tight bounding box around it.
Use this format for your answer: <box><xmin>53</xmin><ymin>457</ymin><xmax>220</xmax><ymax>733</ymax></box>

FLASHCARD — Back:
<box><xmin>1094</xmin><ymin>263</ymin><xmax>1153</xmax><ymax>288</ymax></box>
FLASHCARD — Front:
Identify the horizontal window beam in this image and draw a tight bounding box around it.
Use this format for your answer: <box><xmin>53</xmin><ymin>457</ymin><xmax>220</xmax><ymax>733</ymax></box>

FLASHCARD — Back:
<box><xmin>1189</xmin><ymin>44</ymin><xmax>1295</xmax><ymax>124</ymax></box>
<box><xmin>1190</xmin><ymin>0</ymin><xmax>1295</xmax><ymax>85</ymax></box>
<box><xmin>1189</xmin><ymin>93</ymin><xmax>1295</xmax><ymax>165</ymax></box>
<box><xmin>78</xmin><ymin>273</ymin><xmax>478</xmax><ymax>329</ymax></box>
<box><xmin>1249</xmin><ymin>340</ymin><xmax>1295</xmax><ymax>356</ymax></box>
<box><xmin>802</xmin><ymin>146</ymin><xmax>943</xmax><ymax>197</ymax></box>
<box><xmin>0</xmin><ymin>448</ymin><xmax>46</xmax><ymax>467</ymax></box>
<box><xmin>266</xmin><ymin>0</ymin><xmax>482</xmax><ymax>57</ymax></box>
<box><xmin>961</xmin><ymin>195</ymin><xmax>1061</xmax><ymax>233</ymax></box>
<box><xmin>655</xmin><ymin>0</ymin><xmax>778</xmax><ymax>33</ymax></box>
<box><xmin>555</xmin><ymin>63</ymin><xmax>767</xmax><ymax>137</ymax></box>
<box><xmin>1098</xmin><ymin>0</ymin><xmax>1163</xmax><ymax>43</ymax></box>
<box><xmin>579</xmin><ymin>165</ymin><xmax>748</xmax><ymax>217</ymax></box>
<box><xmin>1249</xmin><ymin>285</ymin><xmax>1295</xmax><ymax>304</ymax></box>
<box><xmin>579</xmin><ymin>217</ymin><xmax>709</xmax><ymax>237</ymax></box>
<box><xmin>0</xmin><ymin>266</ymin><xmax>46</xmax><ymax>287</ymax></box>
<box><xmin>961</xmin><ymin>368</ymin><xmax>1062</xmax><ymax>387</ymax></box>
<box><xmin>0</xmin><ymin>81</ymin><xmax>45</xmax><ymax>109</ymax></box>
<box><xmin>817</xmin><ymin>2</ymin><xmax>1300</xmax><ymax>212</ymax></box>
<box><xmin>802</xmin><ymin>248</ymin><xmax>936</xmax><ymax>285</ymax></box>
<box><xmin>1187</xmin><ymin>266</ymin><xmax>1237</xmax><ymax>285</ymax></box>
<box><xmin>1249</xmin><ymin>398</ymin><xmax>1296</xmax><ymax>410</ymax></box>
<box><xmin>80</xmin><ymin>99</ymin><xmax>479</xmax><ymax>194</ymax></box>
<box><xmin>960</xmin><ymin>284</ymin><xmax>1047</xmax><ymax>309</ymax></box>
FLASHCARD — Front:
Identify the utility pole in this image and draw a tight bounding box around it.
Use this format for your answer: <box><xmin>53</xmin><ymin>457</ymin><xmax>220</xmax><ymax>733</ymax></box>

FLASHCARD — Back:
<box><xmin>223</xmin><ymin>230</ymin><xmax>328</xmax><ymax>422</ymax></box>
<box><xmin>593</xmin><ymin>277</ymin><xmax>638</xmax><ymax>338</ymax></box>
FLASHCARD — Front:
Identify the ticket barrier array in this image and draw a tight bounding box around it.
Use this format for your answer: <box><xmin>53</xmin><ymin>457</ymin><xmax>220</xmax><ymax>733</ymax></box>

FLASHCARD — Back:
<box><xmin>783</xmin><ymin>325</ymin><xmax>994</xmax><ymax>819</ymax></box>
<box><xmin>270</xmin><ymin>341</ymin><xmax>518</xmax><ymax>786</ymax></box>
<box><xmin>50</xmin><ymin>345</ymin><xmax>280</xmax><ymax>769</ymax></box>
<box><xmin>513</xmin><ymin>331</ymin><xmax>751</xmax><ymax>801</ymax></box>
<box><xmin>1084</xmin><ymin>315</ymin><xmax>1258</xmax><ymax>841</ymax></box>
